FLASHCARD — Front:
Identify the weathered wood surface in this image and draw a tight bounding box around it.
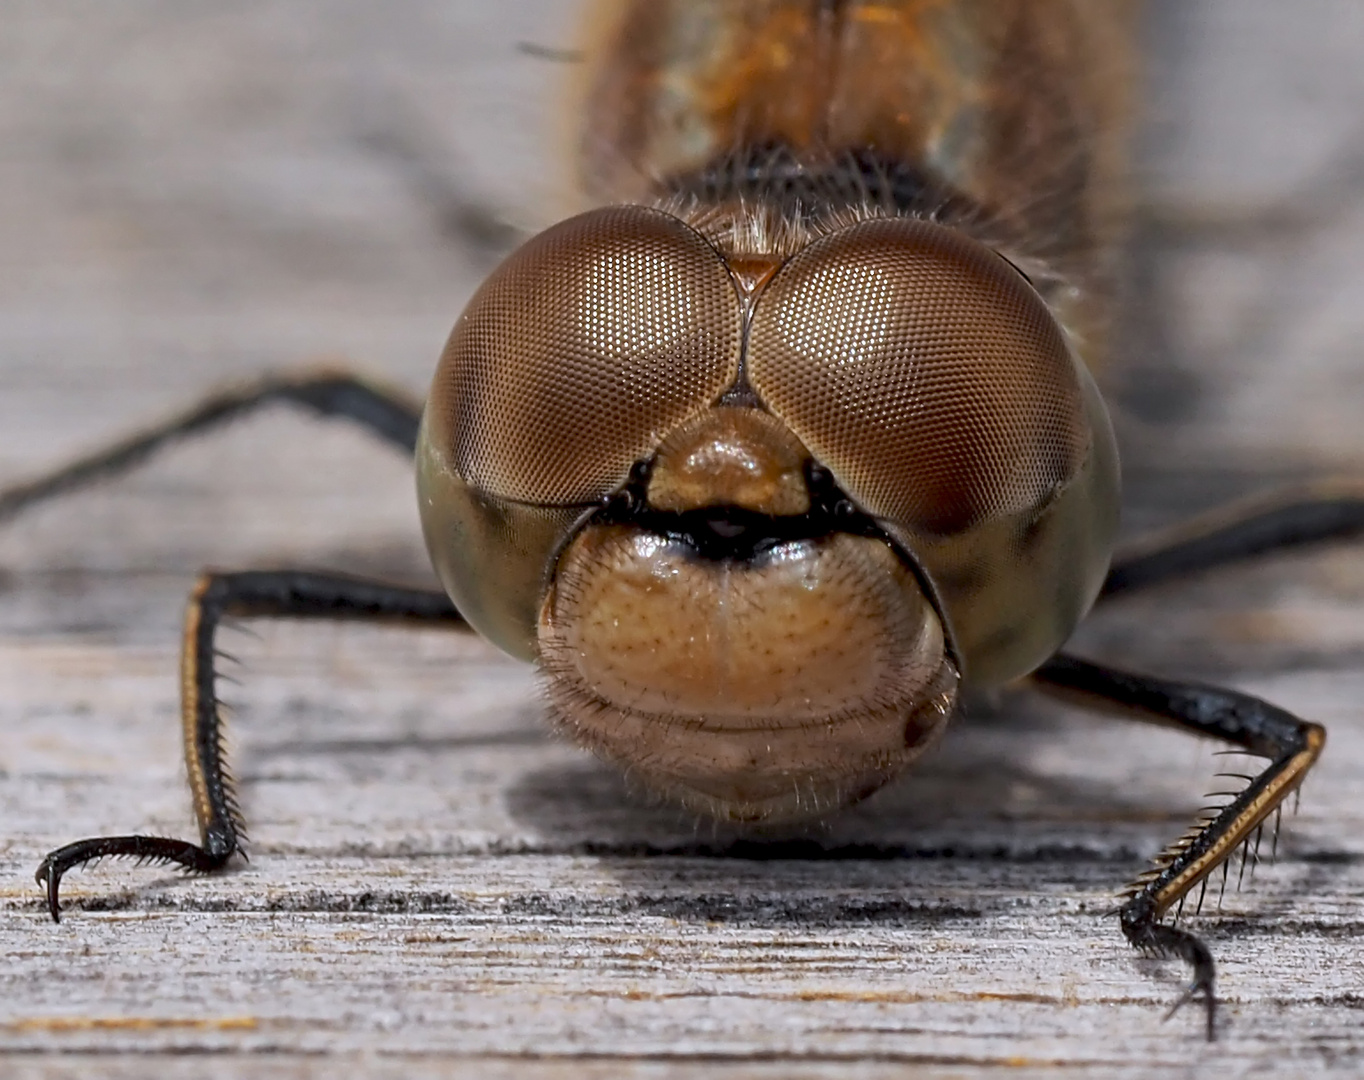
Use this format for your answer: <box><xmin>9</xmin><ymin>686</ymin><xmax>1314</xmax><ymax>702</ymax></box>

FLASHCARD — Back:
<box><xmin>3</xmin><ymin>1</ymin><xmax>1364</xmax><ymax>1075</ymax></box>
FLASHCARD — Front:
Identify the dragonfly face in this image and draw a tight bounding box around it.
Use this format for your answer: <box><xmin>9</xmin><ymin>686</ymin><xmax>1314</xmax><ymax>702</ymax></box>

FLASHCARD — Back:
<box><xmin>417</xmin><ymin>0</ymin><xmax>1122</xmax><ymax>823</ymax></box>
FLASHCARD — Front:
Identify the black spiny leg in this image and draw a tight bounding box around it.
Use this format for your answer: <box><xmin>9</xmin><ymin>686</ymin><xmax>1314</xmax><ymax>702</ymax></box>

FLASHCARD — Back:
<box><xmin>0</xmin><ymin>369</ymin><xmax>423</xmax><ymax>522</ymax></box>
<box><xmin>1100</xmin><ymin>480</ymin><xmax>1364</xmax><ymax>600</ymax></box>
<box><xmin>1031</xmin><ymin>653</ymin><xmax>1325</xmax><ymax>1040</ymax></box>
<box><xmin>35</xmin><ymin>571</ymin><xmax>465</xmax><ymax>921</ymax></box>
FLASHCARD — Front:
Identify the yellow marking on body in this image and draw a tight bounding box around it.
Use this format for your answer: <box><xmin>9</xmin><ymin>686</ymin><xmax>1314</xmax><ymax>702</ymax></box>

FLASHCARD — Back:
<box><xmin>852</xmin><ymin>6</ymin><xmax>904</xmax><ymax>26</ymax></box>
<box><xmin>1150</xmin><ymin>725</ymin><xmax>1325</xmax><ymax>915</ymax></box>
<box><xmin>180</xmin><ymin>575</ymin><xmax>214</xmax><ymax>832</ymax></box>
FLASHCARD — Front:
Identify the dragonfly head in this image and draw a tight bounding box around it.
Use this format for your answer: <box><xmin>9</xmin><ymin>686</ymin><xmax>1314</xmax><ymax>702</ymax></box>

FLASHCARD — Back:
<box><xmin>417</xmin><ymin>205</ymin><xmax>1118</xmax><ymax>822</ymax></box>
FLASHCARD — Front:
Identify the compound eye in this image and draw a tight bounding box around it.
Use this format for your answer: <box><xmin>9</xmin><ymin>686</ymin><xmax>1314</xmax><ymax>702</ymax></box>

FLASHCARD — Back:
<box><xmin>747</xmin><ymin>217</ymin><xmax>1090</xmax><ymax>535</ymax></box>
<box><xmin>425</xmin><ymin>205</ymin><xmax>743</xmax><ymax>506</ymax></box>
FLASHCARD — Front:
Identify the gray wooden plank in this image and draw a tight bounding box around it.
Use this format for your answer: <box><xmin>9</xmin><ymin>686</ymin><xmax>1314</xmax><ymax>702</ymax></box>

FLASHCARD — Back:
<box><xmin>3</xmin><ymin>1</ymin><xmax>1364</xmax><ymax>1076</ymax></box>
<box><xmin>0</xmin><ymin>1061</ymin><xmax>1167</xmax><ymax>1080</ymax></box>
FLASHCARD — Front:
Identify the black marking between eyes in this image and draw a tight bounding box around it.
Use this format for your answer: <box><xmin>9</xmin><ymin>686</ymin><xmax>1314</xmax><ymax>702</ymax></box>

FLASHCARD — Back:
<box><xmin>593</xmin><ymin>459</ymin><xmax>881</xmax><ymax>562</ymax></box>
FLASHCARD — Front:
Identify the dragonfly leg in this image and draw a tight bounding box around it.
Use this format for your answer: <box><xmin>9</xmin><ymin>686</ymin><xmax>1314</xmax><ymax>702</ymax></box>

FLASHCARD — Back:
<box><xmin>36</xmin><ymin>570</ymin><xmax>465</xmax><ymax>922</ymax></box>
<box><xmin>1100</xmin><ymin>480</ymin><xmax>1364</xmax><ymax>600</ymax></box>
<box><xmin>1030</xmin><ymin>652</ymin><xmax>1325</xmax><ymax>1041</ymax></box>
<box><xmin>0</xmin><ymin>369</ymin><xmax>423</xmax><ymax>524</ymax></box>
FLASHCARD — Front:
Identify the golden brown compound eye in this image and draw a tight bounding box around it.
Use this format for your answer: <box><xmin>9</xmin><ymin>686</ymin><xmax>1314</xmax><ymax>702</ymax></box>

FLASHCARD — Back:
<box><xmin>425</xmin><ymin>205</ymin><xmax>743</xmax><ymax>506</ymax></box>
<box><xmin>747</xmin><ymin>216</ymin><xmax>1090</xmax><ymax>535</ymax></box>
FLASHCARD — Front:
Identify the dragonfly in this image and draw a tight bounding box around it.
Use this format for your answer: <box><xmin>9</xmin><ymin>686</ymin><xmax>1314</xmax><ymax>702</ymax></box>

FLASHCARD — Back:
<box><xmin>2</xmin><ymin>0</ymin><xmax>1354</xmax><ymax>1041</ymax></box>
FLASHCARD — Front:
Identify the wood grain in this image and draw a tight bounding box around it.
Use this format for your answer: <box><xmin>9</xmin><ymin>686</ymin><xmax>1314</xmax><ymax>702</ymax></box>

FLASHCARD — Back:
<box><xmin>3</xmin><ymin>1</ymin><xmax>1364</xmax><ymax>1075</ymax></box>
